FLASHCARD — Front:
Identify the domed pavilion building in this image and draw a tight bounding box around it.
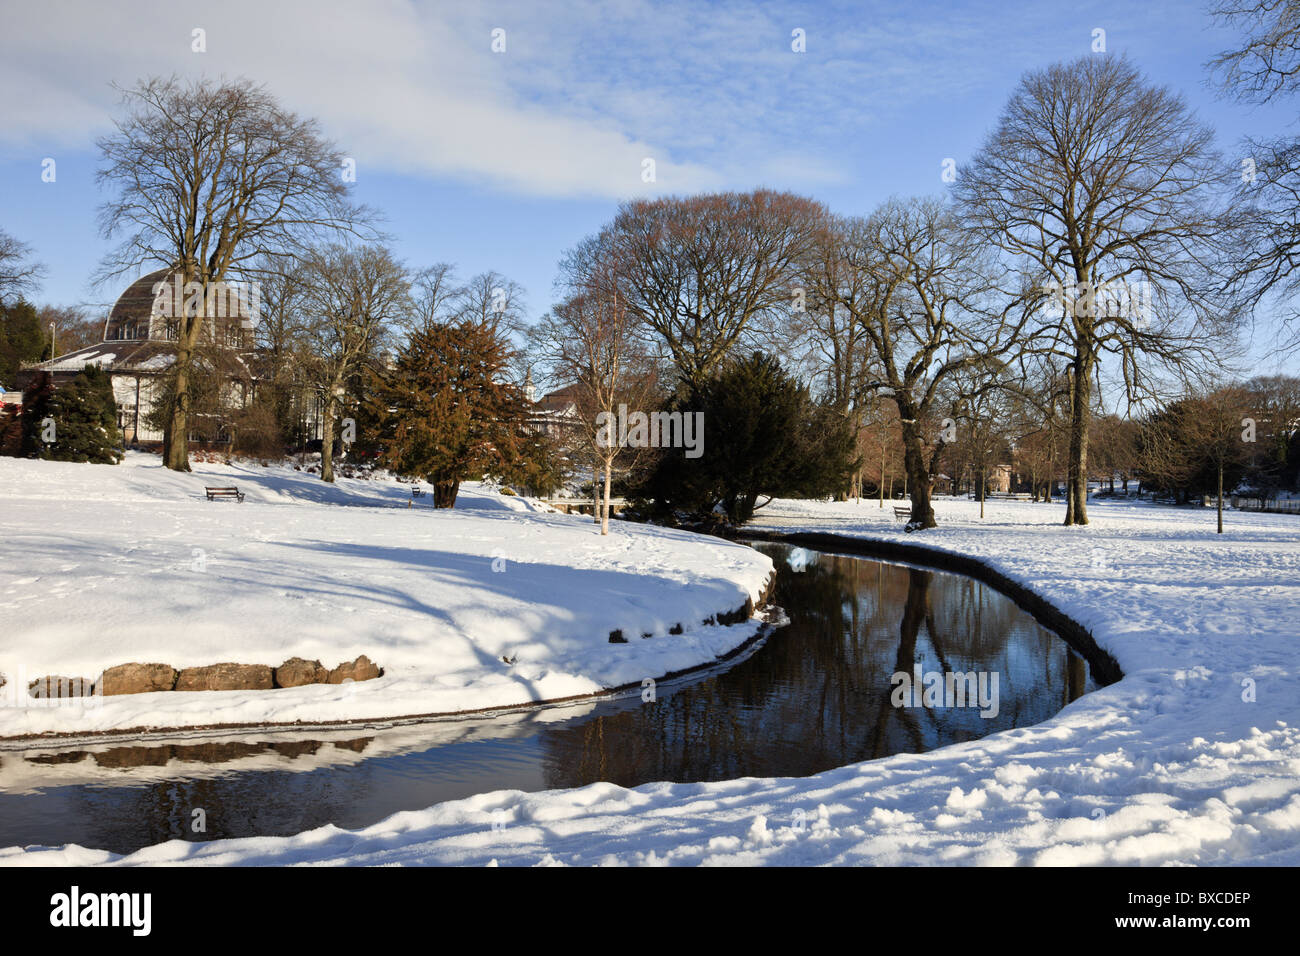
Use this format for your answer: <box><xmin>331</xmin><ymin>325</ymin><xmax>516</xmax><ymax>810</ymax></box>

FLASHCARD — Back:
<box><xmin>18</xmin><ymin>267</ymin><xmax>275</xmax><ymax>446</ymax></box>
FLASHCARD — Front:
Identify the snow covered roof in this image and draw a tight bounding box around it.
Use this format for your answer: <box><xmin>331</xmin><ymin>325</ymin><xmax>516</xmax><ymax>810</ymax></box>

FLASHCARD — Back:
<box><xmin>534</xmin><ymin>384</ymin><xmax>584</xmax><ymax>417</ymax></box>
<box><xmin>25</xmin><ymin>341</ymin><xmax>177</xmax><ymax>375</ymax></box>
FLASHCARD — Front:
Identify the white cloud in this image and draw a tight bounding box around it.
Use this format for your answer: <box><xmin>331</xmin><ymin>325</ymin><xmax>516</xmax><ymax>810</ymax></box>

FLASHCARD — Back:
<box><xmin>0</xmin><ymin>0</ymin><xmax>1174</xmax><ymax>199</ymax></box>
<box><xmin>0</xmin><ymin>0</ymin><xmax>721</xmax><ymax>198</ymax></box>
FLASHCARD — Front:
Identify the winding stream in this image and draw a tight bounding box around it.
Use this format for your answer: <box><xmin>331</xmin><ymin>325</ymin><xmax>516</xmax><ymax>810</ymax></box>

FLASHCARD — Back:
<box><xmin>0</xmin><ymin>543</ymin><xmax>1102</xmax><ymax>854</ymax></box>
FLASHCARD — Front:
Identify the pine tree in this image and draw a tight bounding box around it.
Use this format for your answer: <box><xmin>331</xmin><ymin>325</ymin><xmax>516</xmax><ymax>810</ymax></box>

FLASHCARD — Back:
<box><xmin>638</xmin><ymin>352</ymin><xmax>858</xmax><ymax>525</ymax></box>
<box><xmin>366</xmin><ymin>320</ymin><xmax>534</xmax><ymax>508</ymax></box>
<box><xmin>25</xmin><ymin>365</ymin><xmax>123</xmax><ymax>464</ymax></box>
<box><xmin>19</xmin><ymin>370</ymin><xmax>54</xmax><ymax>457</ymax></box>
<box><xmin>0</xmin><ymin>404</ymin><xmax>21</xmax><ymax>456</ymax></box>
<box><xmin>0</xmin><ymin>300</ymin><xmax>49</xmax><ymax>385</ymax></box>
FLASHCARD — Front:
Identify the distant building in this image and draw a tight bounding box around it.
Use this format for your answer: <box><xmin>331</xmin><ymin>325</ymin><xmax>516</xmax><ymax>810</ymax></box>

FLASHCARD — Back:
<box><xmin>989</xmin><ymin>463</ymin><xmax>1012</xmax><ymax>493</ymax></box>
<box><xmin>17</xmin><ymin>268</ymin><xmax>263</xmax><ymax>446</ymax></box>
<box><xmin>528</xmin><ymin>383</ymin><xmax>584</xmax><ymax>438</ymax></box>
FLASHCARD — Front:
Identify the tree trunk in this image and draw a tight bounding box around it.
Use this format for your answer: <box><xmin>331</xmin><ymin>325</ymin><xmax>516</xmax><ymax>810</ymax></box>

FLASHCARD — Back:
<box><xmin>899</xmin><ymin>417</ymin><xmax>936</xmax><ymax>529</ymax></box>
<box><xmin>163</xmin><ymin>353</ymin><xmax>193</xmax><ymax>471</ymax></box>
<box><xmin>320</xmin><ymin>395</ymin><xmax>337</xmax><ymax>483</ymax></box>
<box><xmin>1065</xmin><ymin>352</ymin><xmax>1093</xmax><ymax>525</ymax></box>
<box><xmin>601</xmin><ymin>458</ymin><xmax>612</xmax><ymax>536</ymax></box>
<box><xmin>433</xmin><ymin>478</ymin><xmax>459</xmax><ymax>508</ymax></box>
<box><xmin>1217</xmin><ymin>459</ymin><xmax>1224</xmax><ymax>534</ymax></box>
<box><xmin>163</xmin><ymin>271</ymin><xmax>208</xmax><ymax>473</ymax></box>
<box><xmin>879</xmin><ymin>452</ymin><xmax>885</xmax><ymax>508</ymax></box>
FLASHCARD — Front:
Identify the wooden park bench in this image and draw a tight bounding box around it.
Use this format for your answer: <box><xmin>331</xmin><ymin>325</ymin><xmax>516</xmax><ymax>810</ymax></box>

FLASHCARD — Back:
<box><xmin>411</xmin><ymin>486</ymin><xmax>425</xmax><ymax>498</ymax></box>
<box><xmin>205</xmin><ymin>486</ymin><xmax>245</xmax><ymax>502</ymax></box>
<box><xmin>892</xmin><ymin>506</ymin><xmax>911</xmax><ymax>520</ymax></box>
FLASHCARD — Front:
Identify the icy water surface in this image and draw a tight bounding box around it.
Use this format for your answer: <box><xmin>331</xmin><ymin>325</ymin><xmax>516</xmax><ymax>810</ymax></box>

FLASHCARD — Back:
<box><xmin>0</xmin><ymin>544</ymin><xmax>1100</xmax><ymax>854</ymax></box>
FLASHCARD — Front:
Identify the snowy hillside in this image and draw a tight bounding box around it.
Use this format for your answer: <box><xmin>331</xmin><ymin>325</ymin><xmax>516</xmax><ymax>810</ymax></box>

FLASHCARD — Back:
<box><xmin>11</xmin><ymin>493</ymin><xmax>1297</xmax><ymax>867</ymax></box>
<box><xmin>0</xmin><ymin>453</ymin><xmax>773</xmax><ymax>738</ymax></box>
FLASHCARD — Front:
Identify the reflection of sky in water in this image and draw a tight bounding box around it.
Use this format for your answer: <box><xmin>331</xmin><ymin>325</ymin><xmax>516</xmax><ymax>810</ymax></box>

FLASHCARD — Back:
<box><xmin>785</xmin><ymin>547</ymin><xmax>813</xmax><ymax>572</ymax></box>
<box><xmin>0</xmin><ymin>544</ymin><xmax>1098</xmax><ymax>854</ymax></box>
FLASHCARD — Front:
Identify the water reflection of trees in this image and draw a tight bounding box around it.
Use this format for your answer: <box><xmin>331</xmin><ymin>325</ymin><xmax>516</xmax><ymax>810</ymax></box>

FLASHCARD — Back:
<box><xmin>540</xmin><ymin>548</ymin><xmax>1092</xmax><ymax>789</ymax></box>
<box><xmin>7</xmin><ymin>737</ymin><xmax>382</xmax><ymax>854</ymax></box>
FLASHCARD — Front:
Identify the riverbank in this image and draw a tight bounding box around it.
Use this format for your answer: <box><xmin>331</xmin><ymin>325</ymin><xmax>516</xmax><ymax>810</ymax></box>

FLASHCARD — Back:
<box><xmin>0</xmin><ymin>454</ymin><xmax>773</xmax><ymax>741</ymax></box>
<box><xmin>6</xmin><ymin>493</ymin><xmax>1300</xmax><ymax>866</ymax></box>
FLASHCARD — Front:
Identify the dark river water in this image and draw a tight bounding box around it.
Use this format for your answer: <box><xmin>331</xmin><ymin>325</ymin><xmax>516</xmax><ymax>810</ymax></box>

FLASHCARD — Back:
<box><xmin>0</xmin><ymin>544</ymin><xmax>1099</xmax><ymax>855</ymax></box>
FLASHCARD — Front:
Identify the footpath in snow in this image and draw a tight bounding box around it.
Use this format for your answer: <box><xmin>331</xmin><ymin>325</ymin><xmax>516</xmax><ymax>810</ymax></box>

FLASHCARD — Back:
<box><xmin>8</xmin><ymin>493</ymin><xmax>1298</xmax><ymax>867</ymax></box>
<box><xmin>0</xmin><ymin>454</ymin><xmax>772</xmax><ymax>739</ymax></box>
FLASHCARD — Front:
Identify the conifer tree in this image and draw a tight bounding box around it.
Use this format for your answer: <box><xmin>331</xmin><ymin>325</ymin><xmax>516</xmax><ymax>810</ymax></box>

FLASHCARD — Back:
<box><xmin>639</xmin><ymin>352</ymin><xmax>858</xmax><ymax>525</ymax></box>
<box><xmin>24</xmin><ymin>365</ymin><xmax>122</xmax><ymax>463</ymax></box>
<box><xmin>367</xmin><ymin>320</ymin><xmax>535</xmax><ymax>508</ymax></box>
<box><xmin>19</xmin><ymin>370</ymin><xmax>54</xmax><ymax>458</ymax></box>
<box><xmin>0</xmin><ymin>299</ymin><xmax>49</xmax><ymax>384</ymax></box>
<box><xmin>0</xmin><ymin>404</ymin><xmax>21</xmax><ymax>456</ymax></box>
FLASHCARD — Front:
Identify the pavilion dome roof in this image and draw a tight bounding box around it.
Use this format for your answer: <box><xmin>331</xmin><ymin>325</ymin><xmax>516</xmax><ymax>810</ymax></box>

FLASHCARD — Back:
<box><xmin>104</xmin><ymin>267</ymin><xmax>173</xmax><ymax>341</ymax></box>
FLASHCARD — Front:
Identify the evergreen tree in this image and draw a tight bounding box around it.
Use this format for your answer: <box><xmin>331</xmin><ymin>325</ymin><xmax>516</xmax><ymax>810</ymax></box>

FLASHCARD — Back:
<box><xmin>0</xmin><ymin>299</ymin><xmax>49</xmax><ymax>385</ymax></box>
<box><xmin>19</xmin><ymin>370</ymin><xmax>54</xmax><ymax>457</ymax></box>
<box><xmin>638</xmin><ymin>352</ymin><xmax>858</xmax><ymax>525</ymax></box>
<box><xmin>366</xmin><ymin>320</ymin><xmax>535</xmax><ymax>508</ymax></box>
<box><xmin>0</xmin><ymin>404</ymin><xmax>21</xmax><ymax>456</ymax></box>
<box><xmin>24</xmin><ymin>366</ymin><xmax>122</xmax><ymax>464</ymax></box>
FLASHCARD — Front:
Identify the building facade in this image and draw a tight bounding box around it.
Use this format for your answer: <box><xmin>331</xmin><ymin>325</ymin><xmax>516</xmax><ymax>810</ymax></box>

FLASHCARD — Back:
<box><xmin>18</xmin><ymin>268</ymin><xmax>259</xmax><ymax>445</ymax></box>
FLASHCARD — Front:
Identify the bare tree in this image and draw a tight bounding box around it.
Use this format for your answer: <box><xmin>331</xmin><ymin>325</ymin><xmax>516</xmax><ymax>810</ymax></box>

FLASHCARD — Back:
<box><xmin>1209</xmin><ymin>0</ymin><xmax>1300</xmax><ymax>103</ymax></box>
<box><xmin>36</xmin><ymin>305</ymin><xmax>97</xmax><ymax>354</ymax></box>
<box><xmin>0</xmin><ymin>228</ymin><xmax>45</xmax><ymax>306</ymax></box>
<box><xmin>1090</xmin><ymin>412</ymin><xmax>1142</xmax><ymax>494</ymax></box>
<box><xmin>956</xmin><ymin>54</ymin><xmax>1243</xmax><ymax>525</ymax></box>
<box><xmin>536</xmin><ymin>282</ymin><xmax>659</xmax><ymax>534</ymax></box>
<box><xmin>295</xmin><ymin>244</ymin><xmax>408</xmax><ymax>482</ymax></box>
<box><xmin>577</xmin><ymin>190</ymin><xmax>824</xmax><ymax>390</ymax></box>
<box><xmin>1187</xmin><ymin>383</ymin><xmax>1255</xmax><ymax>532</ymax></box>
<box><xmin>1211</xmin><ymin>3</ymin><xmax>1300</xmax><ymax>349</ymax></box>
<box><xmin>452</xmin><ymin>271</ymin><xmax>528</xmax><ymax>339</ymax></box>
<box><xmin>245</xmin><ymin>257</ymin><xmax>310</xmax><ymax>448</ymax></box>
<box><xmin>403</xmin><ymin>263</ymin><xmax>461</xmax><ymax>337</ymax></box>
<box><xmin>860</xmin><ymin>396</ymin><xmax>904</xmax><ymax>506</ymax></box>
<box><xmin>1010</xmin><ymin>362</ymin><xmax>1072</xmax><ymax>503</ymax></box>
<box><xmin>1243</xmin><ymin>374</ymin><xmax>1300</xmax><ymax>492</ymax></box>
<box><xmin>944</xmin><ymin>363</ymin><xmax>1017</xmax><ymax>518</ymax></box>
<box><xmin>795</xmin><ymin>213</ymin><xmax>879</xmax><ymax>498</ymax></box>
<box><xmin>835</xmin><ymin>197</ymin><xmax>1026</xmax><ymax>529</ymax></box>
<box><xmin>96</xmin><ymin>75</ymin><xmax>376</xmax><ymax>471</ymax></box>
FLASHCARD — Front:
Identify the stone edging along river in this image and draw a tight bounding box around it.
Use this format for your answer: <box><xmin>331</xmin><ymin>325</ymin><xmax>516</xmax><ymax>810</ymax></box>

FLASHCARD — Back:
<box><xmin>0</xmin><ymin>529</ymin><xmax>1122</xmax><ymax>748</ymax></box>
<box><xmin>0</xmin><ymin>572</ymin><xmax>780</xmax><ymax>747</ymax></box>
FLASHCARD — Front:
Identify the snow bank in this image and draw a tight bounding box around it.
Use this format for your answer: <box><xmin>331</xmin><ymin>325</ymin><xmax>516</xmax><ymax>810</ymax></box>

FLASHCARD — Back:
<box><xmin>0</xmin><ymin>453</ymin><xmax>772</xmax><ymax>739</ymax></box>
<box><xmin>6</xmin><ymin>491</ymin><xmax>1300</xmax><ymax>867</ymax></box>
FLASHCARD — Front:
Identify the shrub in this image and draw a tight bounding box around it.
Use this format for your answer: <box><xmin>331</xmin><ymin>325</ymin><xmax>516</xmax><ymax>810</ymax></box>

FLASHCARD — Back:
<box><xmin>23</xmin><ymin>365</ymin><xmax>122</xmax><ymax>464</ymax></box>
<box><xmin>635</xmin><ymin>352</ymin><xmax>857</xmax><ymax>525</ymax></box>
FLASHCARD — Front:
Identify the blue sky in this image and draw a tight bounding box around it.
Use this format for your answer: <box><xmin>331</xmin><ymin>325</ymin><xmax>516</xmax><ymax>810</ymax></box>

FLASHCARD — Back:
<box><xmin>0</xmin><ymin>0</ymin><xmax>1295</xmax><ymax>374</ymax></box>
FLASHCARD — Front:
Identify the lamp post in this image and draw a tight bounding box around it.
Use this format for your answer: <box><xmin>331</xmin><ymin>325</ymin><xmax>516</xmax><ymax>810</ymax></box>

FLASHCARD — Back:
<box><xmin>49</xmin><ymin>322</ymin><xmax>56</xmax><ymax>360</ymax></box>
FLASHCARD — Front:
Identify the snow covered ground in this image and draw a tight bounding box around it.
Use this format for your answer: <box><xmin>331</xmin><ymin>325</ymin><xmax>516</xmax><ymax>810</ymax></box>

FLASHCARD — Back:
<box><xmin>5</xmin><ymin>486</ymin><xmax>1300</xmax><ymax>866</ymax></box>
<box><xmin>0</xmin><ymin>453</ymin><xmax>772</xmax><ymax>739</ymax></box>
